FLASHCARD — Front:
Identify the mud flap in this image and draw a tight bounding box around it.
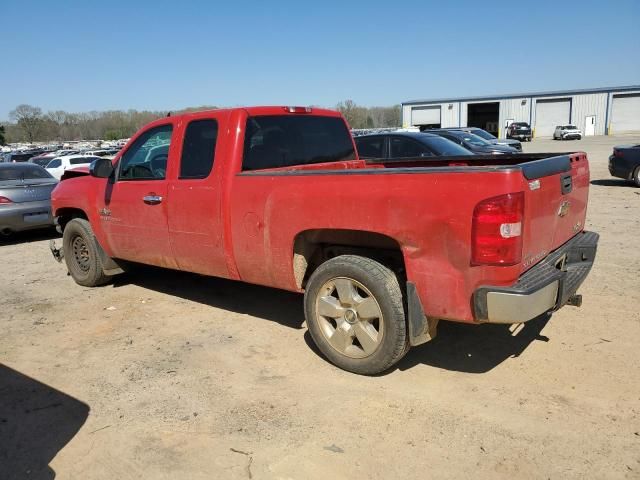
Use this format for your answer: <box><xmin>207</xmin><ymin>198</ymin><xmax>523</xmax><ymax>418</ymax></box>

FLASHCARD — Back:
<box><xmin>407</xmin><ymin>281</ymin><xmax>439</xmax><ymax>346</ymax></box>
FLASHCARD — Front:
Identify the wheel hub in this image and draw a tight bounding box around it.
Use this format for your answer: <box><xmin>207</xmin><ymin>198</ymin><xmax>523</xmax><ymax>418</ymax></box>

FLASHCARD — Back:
<box><xmin>344</xmin><ymin>308</ymin><xmax>358</xmax><ymax>324</ymax></box>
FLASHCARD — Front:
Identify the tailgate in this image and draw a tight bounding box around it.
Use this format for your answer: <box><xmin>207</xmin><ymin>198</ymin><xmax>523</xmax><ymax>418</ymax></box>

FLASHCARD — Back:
<box><xmin>520</xmin><ymin>153</ymin><xmax>590</xmax><ymax>272</ymax></box>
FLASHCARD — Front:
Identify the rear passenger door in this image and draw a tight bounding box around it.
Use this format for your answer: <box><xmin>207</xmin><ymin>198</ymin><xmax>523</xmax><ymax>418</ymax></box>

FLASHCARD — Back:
<box><xmin>167</xmin><ymin>112</ymin><xmax>229</xmax><ymax>278</ymax></box>
<box><xmin>389</xmin><ymin>137</ymin><xmax>433</xmax><ymax>158</ymax></box>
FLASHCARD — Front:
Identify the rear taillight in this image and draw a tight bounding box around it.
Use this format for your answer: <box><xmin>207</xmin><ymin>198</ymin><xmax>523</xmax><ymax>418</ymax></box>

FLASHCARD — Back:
<box><xmin>0</xmin><ymin>196</ymin><xmax>13</xmax><ymax>205</ymax></box>
<box><xmin>614</xmin><ymin>150</ymin><xmax>623</xmax><ymax>158</ymax></box>
<box><xmin>472</xmin><ymin>192</ymin><xmax>524</xmax><ymax>266</ymax></box>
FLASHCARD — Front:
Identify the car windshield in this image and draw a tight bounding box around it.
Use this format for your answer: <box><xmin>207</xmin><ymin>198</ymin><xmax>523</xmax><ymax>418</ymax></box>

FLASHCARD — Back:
<box><xmin>421</xmin><ymin>136</ymin><xmax>474</xmax><ymax>156</ymax></box>
<box><xmin>460</xmin><ymin>133</ymin><xmax>490</xmax><ymax>146</ymax></box>
<box><xmin>0</xmin><ymin>165</ymin><xmax>54</xmax><ymax>181</ymax></box>
<box><xmin>564</xmin><ymin>125</ymin><xmax>578</xmax><ymax>129</ymax></box>
<box><xmin>513</xmin><ymin>123</ymin><xmax>529</xmax><ymax>127</ymax></box>
<box><xmin>467</xmin><ymin>129</ymin><xmax>496</xmax><ymax>140</ymax></box>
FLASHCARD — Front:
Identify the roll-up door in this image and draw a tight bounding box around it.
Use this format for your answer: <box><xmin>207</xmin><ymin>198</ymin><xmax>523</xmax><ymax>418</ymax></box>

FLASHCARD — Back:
<box><xmin>535</xmin><ymin>99</ymin><xmax>571</xmax><ymax>137</ymax></box>
<box><xmin>610</xmin><ymin>94</ymin><xmax>640</xmax><ymax>134</ymax></box>
<box><xmin>411</xmin><ymin>106</ymin><xmax>441</xmax><ymax>126</ymax></box>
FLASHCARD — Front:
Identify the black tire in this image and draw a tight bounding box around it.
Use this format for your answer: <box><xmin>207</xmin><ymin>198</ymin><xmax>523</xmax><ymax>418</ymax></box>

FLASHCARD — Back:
<box><xmin>63</xmin><ymin>218</ymin><xmax>112</xmax><ymax>287</ymax></box>
<box><xmin>304</xmin><ymin>255</ymin><xmax>408</xmax><ymax>375</ymax></box>
<box><xmin>633</xmin><ymin>167</ymin><xmax>640</xmax><ymax>187</ymax></box>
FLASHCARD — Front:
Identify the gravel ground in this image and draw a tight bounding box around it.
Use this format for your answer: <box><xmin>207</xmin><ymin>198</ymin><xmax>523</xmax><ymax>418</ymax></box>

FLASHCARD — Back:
<box><xmin>1</xmin><ymin>135</ymin><xmax>639</xmax><ymax>479</ymax></box>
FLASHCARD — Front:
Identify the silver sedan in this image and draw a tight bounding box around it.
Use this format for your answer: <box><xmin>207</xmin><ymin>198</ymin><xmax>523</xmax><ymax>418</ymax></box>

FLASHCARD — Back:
<box><xmin>0</xmin><ymin>163</ymin><xmax>58</xmax><ymax>237</ymax></box>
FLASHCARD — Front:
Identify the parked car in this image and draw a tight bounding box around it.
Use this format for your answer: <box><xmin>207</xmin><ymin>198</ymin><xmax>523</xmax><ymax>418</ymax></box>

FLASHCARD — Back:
<box><xmin>430</xmin><ymin>130</ymin><xmax>519</xmax><ymax>154</ymax></box>
<box><xmin>506</xmin><ymin>122</ymin><xmax>533</xmax><ymax>142</ymax></box>
<box><xmin>45</xmin><ymin>155</ymin><xmax>100</xmax><ymax>180</ymax></box>
<box><xmin>29</xmin><ymin>153</ymin><xmax>58</xmax><ymax>167</ymax></box>
<box><xmin>446</xmin><ymin>127</ymin><xmax>522</xmax><ymax>151</ymax></box>
<box><xmin>0</xmin><ymin>163</ymin><xmax>57</xmax><ymax>237</ymax></box>
<box><xmin>609</xmin><ymin>144</ymin><xmax>640</xmax><ymax>186</ymax></box>
<box><xmin>355</xmin><ymin>131</ymin><xmax>474</xmax><ymax>159</ymax></box>
<box><xmin>49</xmin><ymin>106</ymin><xmax>598</xmax><ymax>375</ymax></box>
<box><xmin>553</xmin><ymin>125</ymin><xmax>582</xmax><ymax>140</ymax></box>
<box><xmin>2</xmin><ymin>151</ymin><xmax>41</xmax><ymax>163</ymax></box>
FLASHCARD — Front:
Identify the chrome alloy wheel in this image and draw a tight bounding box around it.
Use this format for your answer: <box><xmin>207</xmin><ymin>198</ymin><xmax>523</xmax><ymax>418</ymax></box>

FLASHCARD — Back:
<box><xmin>315</xmin><ymin>277</ymin><xmax>384</xmax><ymax>359</ymax></box>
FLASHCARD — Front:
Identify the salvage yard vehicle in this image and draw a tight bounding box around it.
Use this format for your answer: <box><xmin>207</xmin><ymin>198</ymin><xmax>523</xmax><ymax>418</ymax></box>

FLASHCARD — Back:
<box><xmin>609</xmin><ymin>144</ymin><xmax>640</xmax><ymax>186</ymax></box>
<box><xmin>553</xmin><ymin>125</ymin><xmax>582</xmax><ymax>140</ymax></box>
<box><xmin>446</xmin><ymin>127</ymin><xmax>522</xmax><ymax>151</ymax></box>
<box><xmin>429</xmin><ymin>130</ymin><xmax>519</xmax><ymax>154</ymax></box>
<box><xmin>45</xmin><ymin>155</ymin><xmax>101</xmax><ymax>180</ymax></box>
<box><xmin>0</xmin><ymin>163</ymin><xmax>57</xmax><ymax>237</ymax></box>
<box><xmin>49</xmin><ymin>106</ymin><xmax>598</xmax><ymax>375</ymax></box>
<box><xmin>507</xmin><ymin>122</ymin><xmax>533</xmax><ymax>142</ymax></box>
<box><xmin>355</xmin><ymin>131</ymin><xmax>474</xmax><ymax>159</ymax></box>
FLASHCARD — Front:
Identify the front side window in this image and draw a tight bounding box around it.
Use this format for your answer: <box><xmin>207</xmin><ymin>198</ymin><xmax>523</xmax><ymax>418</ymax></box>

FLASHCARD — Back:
<box><xmin>180</xmin><ymin>119</ymin><xmax>218</xmax><ymax>179</ymax></box>
<box><xmin>242</xmin><ymin>115</ymin><xmax>355</xmax><ymax>171</ymax></box>
<box><xmin>355</xmin><ymin>136</ymin><xmax>385</xmax><ymax>158</ymax></box>
<box><xmin>390</xmin><ymin>137</ymin><xmax>431</xmax><ymax>158</ymax></box>
<box><xmin>119</xmin><ymin>124</ymin><xmax>173</xmax><ymax>180</ymax></box>
<box><xmin>47</xmin><ymin>159</ymin><xmax>62</xmax><ymax>168</ymax></box>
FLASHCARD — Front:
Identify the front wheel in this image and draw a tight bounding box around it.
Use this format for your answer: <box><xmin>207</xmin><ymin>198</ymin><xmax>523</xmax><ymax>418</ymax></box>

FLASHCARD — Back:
<box><xmin>304</xmin><ymin>255</ymin><xmax>408</xmax><ymax>375</ymax></box>
<box><xmin>63</xmin><ymin>218</ymin><xmax>113</xmax><ymax>287</ymax></box>
<box><xmin>633</xmin><ymin>167</ymin><xmax>640</xmax><ymax>187</ymax></box>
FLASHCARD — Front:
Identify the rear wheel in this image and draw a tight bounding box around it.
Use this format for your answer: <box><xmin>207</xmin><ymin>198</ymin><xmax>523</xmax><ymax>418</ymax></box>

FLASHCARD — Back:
<box><xmin>63</xmin><ymin>218</ymin><xmax>112</xmax><ymax>287</ymax></box>
<box><xmin>304</xmin><ymin>255</ymin><xmax>408</xmax><ymax>375</ymax></box>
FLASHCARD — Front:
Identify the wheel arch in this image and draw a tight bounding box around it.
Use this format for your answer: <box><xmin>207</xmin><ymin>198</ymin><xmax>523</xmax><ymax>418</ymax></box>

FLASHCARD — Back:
<box><xmin>292</xmin><ymin>229</ymin><xmax>406</xmax><ymax>290</ymax></box>
<box><xmin>54</xmin><ymin>207</ymin><xmax>89</xmax><ymax>232</ymax></box>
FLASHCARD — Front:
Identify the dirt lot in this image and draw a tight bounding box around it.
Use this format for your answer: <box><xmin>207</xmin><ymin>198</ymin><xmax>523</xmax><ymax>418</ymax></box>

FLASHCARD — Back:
<box><xmin>1</xmin><ymin>135</ymin><xmax>639</xmax><ymax>479</ymax></box>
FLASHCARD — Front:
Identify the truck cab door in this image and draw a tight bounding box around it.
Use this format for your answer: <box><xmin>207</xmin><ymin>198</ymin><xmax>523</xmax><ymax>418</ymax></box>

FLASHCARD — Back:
<box><xmin>97</xmin><ymin>123</ymin><xmax>177</xmax><ymax>268</ymax></box>
<box><xmin>167</xmin><ymin>114</ymin><xmax>229</xmax><ymax>278</ymax></box>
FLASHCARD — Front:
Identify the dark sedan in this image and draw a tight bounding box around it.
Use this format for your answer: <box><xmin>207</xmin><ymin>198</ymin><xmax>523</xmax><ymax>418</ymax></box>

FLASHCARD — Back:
<box><xmin>446</xmin><ymin>127</ymin><xmax>522</xmax><ymax>151</ymax></box>
<box><xmin>355</xmin><ymin>131</ymin><xmax>474</xmax><ymax>159</ymax></box>
<box><xmin>429</xmin><ymin>130</ymin><xmax>519</xmax><ymax>154</ymax></box>
<box><xmin>609</xmin><ymin>144</ymin><xmax>640</xmax><ymax>186</ymax></box>
<box><xmin>0</xmin><ymin>163</ymin><xmax>58</xmax><ymax>237</ymax></box>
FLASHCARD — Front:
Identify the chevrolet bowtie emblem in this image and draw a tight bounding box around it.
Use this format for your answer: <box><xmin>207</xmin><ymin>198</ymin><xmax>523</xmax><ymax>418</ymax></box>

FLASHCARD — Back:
<box><xmin>558</xmin><ymin>201</ymin><xmax>570</xmax><ymax>217</ymax></box>
<box><xmin>99</xmin><ymin>207</ymin><xmax>111</xmax><ymax>216</ymax></box>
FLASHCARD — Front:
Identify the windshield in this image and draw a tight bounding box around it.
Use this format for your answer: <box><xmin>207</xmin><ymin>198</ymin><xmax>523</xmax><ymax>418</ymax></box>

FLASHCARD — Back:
<box><xmin>460</xmin><ymin>132</ymin><xmax>491</xmax><ymax>146</ymax></box>
<box><xmin>422</xmin><ymin>136</ymin><xmax>474</xmax><ymax>156</ymax></box>
<box><xmin>564</xmin><ymin>125</ymin><xmax>578</xmax><ymax>130</ymax></box>
<box><xmin>0</xmin><ymin>165</ymin><xmax>54</xmax><ymax>181</ymax></box>
<box><xmin>468</xmin><ymin>129</ymin><xmax>496</xmax><ymax>140</ymax></box>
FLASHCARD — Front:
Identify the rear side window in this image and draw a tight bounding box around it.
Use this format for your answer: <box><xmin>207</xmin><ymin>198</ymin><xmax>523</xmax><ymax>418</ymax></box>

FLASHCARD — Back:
<box><xmin>70</xmin><ymin>157</ymin><xmax>91</xmax><ymax>165</ymax></box>
<box><xmin>355</xmin><ymin>136</ymin><xmax>385</xmax><ymax>158</ymax></box>
<box><xmin>242</xmin><ymin>115</ymin><xmax>355</xmax><ymax>171</ymax></box>
<box><xmin>390</xmin><ymin>137</ymin><xmax>432</xmax><ymax>158</ymax></box>
<box><xmin>180</xmin><ymin>119</ymin><xmax>218</xmax><ymax>179</ymax></box>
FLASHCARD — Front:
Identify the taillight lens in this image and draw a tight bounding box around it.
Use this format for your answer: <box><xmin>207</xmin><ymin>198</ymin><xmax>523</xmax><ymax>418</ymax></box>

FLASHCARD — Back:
<box><xmin>472</xmin><ymin>192</ymin><xmax>524</xmax><ymax>266</ymax></box>
<box><xmin>614</xmin><ymin>149</ymin><xmax>623</xmax><ymax>158</ymax></box>
<box><xmin>0</xmin><ymin>196</ymin><xmax>13</xmax><ymax>205</ymax></box>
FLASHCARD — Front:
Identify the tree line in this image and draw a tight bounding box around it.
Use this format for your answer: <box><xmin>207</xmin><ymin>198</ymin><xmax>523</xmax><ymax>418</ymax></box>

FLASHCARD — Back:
<box><xmin>1</xmin><ymin>101</ymin><xmax>401</xmax><ymax>145</ymax></box>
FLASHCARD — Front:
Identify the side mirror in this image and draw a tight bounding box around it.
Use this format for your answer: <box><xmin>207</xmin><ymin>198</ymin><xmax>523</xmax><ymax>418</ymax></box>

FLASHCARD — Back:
<box><xmin>90</xmin><ymin>158</ymin><xmax>114</xmax><ymax>178</ymax></box>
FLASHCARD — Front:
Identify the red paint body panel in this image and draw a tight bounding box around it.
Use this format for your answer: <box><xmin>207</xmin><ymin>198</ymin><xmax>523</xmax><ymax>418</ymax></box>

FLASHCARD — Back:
<box><xmin>51</xmin><ymin>107</ymin><xmax>591</xmax><ymax>323</ymax></box>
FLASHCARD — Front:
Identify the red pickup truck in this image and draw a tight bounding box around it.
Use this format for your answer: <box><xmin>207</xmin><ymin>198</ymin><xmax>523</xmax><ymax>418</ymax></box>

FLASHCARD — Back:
<box><xmin>49</xmin><ymin>106</ymin><xmax>598</xmax><ymax>374</ymax></box>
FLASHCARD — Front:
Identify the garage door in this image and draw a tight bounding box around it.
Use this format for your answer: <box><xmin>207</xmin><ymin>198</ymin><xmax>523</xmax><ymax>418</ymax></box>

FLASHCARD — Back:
<box><xmin>411</xmin><ymin>106</ymin><xmax>441</xmax><ymax>126</ymax></box>
<box><xmin>610</xmin><ymin>94</ymin><xmax>640</xmax><ymax>134</ymax></box>
<box><xmin>535</xmin><ymin>98</ymin><xmax>571</xmax><ymax>137</ymax></box>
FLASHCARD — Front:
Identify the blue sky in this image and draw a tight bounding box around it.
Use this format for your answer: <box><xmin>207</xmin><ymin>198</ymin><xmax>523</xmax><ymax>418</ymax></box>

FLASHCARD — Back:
<box><xmin>2</xmin><ymin>0</ymin><xmax>639</xmax><ymax>120</ymax></box>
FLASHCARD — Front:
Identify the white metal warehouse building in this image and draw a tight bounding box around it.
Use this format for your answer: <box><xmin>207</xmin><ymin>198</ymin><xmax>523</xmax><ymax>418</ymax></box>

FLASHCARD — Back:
<box><xmin>402</xmin><ymin>85</ymin><xmax>640</xmax><ymax>139</ymax></box>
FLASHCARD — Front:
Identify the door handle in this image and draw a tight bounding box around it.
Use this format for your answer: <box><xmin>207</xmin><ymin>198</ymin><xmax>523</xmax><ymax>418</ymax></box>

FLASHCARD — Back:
<box><xmin>143</xmin><ymin>195</ymin><xmax>163</xmax><ymax>205</ymax></box>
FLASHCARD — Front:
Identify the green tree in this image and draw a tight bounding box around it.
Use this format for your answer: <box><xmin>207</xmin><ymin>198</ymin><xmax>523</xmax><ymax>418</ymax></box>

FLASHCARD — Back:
<box><xmin>0</xmin><ymin>125</ymin><xmax>5</xmax><ymax>145</ymax></box>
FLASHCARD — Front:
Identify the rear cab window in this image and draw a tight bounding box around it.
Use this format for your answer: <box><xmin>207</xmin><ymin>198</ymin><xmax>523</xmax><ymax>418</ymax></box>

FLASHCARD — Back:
<box><xmin>242</xmin><ymin>115</ymin><xmax>355</xmax><ymax>171</ymax></box>
<box><xmin>180</xmin><ymin>119</ymin><xmax>218</xmax><ymax>179</ymax></box>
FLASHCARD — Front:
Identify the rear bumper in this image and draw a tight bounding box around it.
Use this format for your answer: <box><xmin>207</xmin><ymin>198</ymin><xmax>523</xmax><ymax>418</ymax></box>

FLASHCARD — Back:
<box><xmin>0</xmin><ymin>200</ymin><xmax>53</xmax><ymax>232</ymax></box>
<box><xmin>473</xmin><ymin>231</ymin><xmax>599</xmax><ymax>323</ymax></box>
<box><xmin>608</xmin><ymin>155</ymin><xmax>633</xmax><ymax>180</ymax></box>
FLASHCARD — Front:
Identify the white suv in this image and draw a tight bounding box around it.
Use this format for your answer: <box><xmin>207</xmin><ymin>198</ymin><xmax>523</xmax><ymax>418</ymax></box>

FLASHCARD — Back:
<box><xmin>45</xmin><ymin>155</ymin><xmax>100</xmax><ymax>180</ymax></box>
<box><xmin>553</xmin><ymin>125</ymin><xmax>582</xmax><ymax>140</ymax></box>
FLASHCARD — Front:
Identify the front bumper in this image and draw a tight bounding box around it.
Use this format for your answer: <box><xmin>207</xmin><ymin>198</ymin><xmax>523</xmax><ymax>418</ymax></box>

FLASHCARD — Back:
<box><xmin>0</xmin><ymin>200</ymin><xmax>53</xmax><ymax>232</ymax></box>
<box><xmin>562</xmin><ymin>133</ymin><xmax>582</xmax><ymax>140</ymax></box>
<box><xmin>473</xmin><ymin>231</ymin><xmax>599</xmax><ymax>323</ymax></box>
